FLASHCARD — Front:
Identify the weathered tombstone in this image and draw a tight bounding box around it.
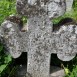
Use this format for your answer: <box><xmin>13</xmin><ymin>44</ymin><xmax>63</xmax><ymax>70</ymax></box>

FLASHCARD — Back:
<box><xmin>0</xmin><ymin>0</ymin><xmax>77</xmax><ymax>77</ymax></box>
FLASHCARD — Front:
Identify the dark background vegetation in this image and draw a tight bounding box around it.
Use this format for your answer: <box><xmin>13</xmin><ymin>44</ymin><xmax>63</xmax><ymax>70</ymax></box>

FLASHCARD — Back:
<box><xmin>0</xmin><ymin>0</ymin><xmax>77</xmax><ymax>77</ymax></box>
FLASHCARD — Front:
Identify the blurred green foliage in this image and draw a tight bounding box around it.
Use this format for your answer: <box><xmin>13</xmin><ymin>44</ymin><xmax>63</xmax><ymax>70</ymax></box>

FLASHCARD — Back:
<box><xmin>0</xmin><ymin>0</ymin><xmax>15</xmax><ymax>76</ymax></box>
<box><xmin>0</xmin><ymin>43</ymin><xmax>12</xmax><ymax>76</ymax></box>
<box><xmin>65</xmin><ymin>66</ymin><xmax>77</xmax><ymax>77</ymax></box>
<box><xmin>0</xmin><ymin>0</ymin><xmax>16</xmax><ymax>24</ymax></box>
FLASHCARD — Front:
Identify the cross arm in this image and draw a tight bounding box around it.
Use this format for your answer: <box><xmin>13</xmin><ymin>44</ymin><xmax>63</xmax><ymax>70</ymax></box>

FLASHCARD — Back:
<box><xmin>0</xmin><ymin>20</ymin><xmax>22</xmax><ymax>58</ymax></box>
<box><xmin>52</xmin><ymin>24</ymin><xmax>77</xmax><ymax>61</ymax></box>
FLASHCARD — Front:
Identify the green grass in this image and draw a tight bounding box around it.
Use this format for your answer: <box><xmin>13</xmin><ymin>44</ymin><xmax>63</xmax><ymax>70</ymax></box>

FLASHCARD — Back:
<box><xmin>0</xmin><ymin>55</ymin><xmax>12</xmax><ymax>76</ymax></box>
<box><xmin>0</xmin><ymin>0</ymin><xmax>16</xmax><ymax>76</ymax></box>
<box><xmin>0</xmin><ymin>65</ymin><xmax>7</xmax><ymax>73</ymax></box>
<box><xmin>0</xmin><ymin>0</ymin><xmax>16</xmax><ymax>25</ymax></box>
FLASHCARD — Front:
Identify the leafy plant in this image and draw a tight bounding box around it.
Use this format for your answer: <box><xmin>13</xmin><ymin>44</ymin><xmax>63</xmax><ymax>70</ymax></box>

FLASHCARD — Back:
<box><xmin>0</xmin><ymin>0</ymin><xmax>16</xmax><ymax>25</ymax></box>
<box><xmin>0</xmin><ymin>0</ymin><xmax>16</xmax><ymax>76</ymax></box>
<box><xmin>65</xmin><ymin>65</ymin><xmax>77</xmax><ymax>77</ymax></box>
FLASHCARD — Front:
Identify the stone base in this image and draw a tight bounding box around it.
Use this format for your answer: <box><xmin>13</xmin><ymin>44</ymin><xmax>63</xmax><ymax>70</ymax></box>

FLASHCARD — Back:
<box><xmin>14</xmin><ymin>65</ymin><xmax>65</xmax><ymax>77</ymax></box>
<box><xmin>50</xmin><ymin>66</ymin><xmax>65</xmax><ymax>77</ymax></box>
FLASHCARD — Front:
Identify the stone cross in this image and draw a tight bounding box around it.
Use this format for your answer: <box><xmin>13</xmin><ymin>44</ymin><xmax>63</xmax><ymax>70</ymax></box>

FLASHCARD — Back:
<box><xmin>0</xmin><ymin>0</ymin><xmax>77</xmax><ymax>77</ymax></box>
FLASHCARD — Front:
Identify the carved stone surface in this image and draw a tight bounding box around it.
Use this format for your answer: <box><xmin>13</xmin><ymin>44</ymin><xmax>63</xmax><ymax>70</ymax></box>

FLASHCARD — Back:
<box><xmin>0</xmin><ymin>21</ymin><xmax>22</xmax><ymax>58</ymax></box>
<box><xmin>0</xmin><ymin>0</ymin><xmax>76</xmax><ymax>77</ymax></box>
<box><xmin>16</xmin><ymin>0</ymin><xmax>66</xmax><ymax>18</ymax></box>
<box><xmin>66</xmin><ymin>0</ymin><xmax>73</xmax><ymax>12</ymax></box>
<box><xmin>52</xmin><ymin>24</ymin><xmax>77</xmax><ymax>61</ymax></box>
<box><xmin>1</xmin><ymin>17</ymin><xmax>77</xmax><ymax>77</ymax></box>
<box><xmin>27</xmin><ymin>16</ymin><xmax>52</xmax><ymax>77</ymax></box>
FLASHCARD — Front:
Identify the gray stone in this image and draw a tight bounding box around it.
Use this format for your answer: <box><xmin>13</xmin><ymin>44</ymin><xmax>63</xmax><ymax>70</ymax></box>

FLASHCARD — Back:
<box><xmin>12</xmin><ymin>65</ymin><xmax>65</xmax><ymax>77</ymax></box>
<box><xmin>0</xmin><ymin>0</ymin><xmax>76</xmax><ymax>77</ymax></box>
<box><xmin>66</xmin><ymin>0</ymin><xmax>73</xmax><ymax>12</ymax></box>
<box><xmin>0</xmin><ymin>21</ymin><xmax>22</xmax><ymax>58</ymax></box>
<box><xmin>0</xmin><ymin>17</ymin><xmax>77</xmax><ymax>77</ymax></box>
<box><xmin>50</xmin><ymin>66</ymin><xmax>65</xmax><ymax>77</ymax></box>
<box><xmin>16</xmin><ymin>0</ymin><xmax>66</xmax><ymax>18</ymax></box>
